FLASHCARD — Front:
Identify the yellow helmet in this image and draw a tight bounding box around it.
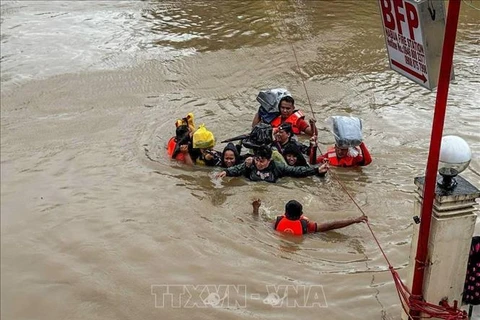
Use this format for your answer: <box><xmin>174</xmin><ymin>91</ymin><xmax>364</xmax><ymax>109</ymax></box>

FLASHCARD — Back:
<box><xmin>193</xmin><ymin>124</ymin><xmax>215</xmax><ymax>149</ymax></box>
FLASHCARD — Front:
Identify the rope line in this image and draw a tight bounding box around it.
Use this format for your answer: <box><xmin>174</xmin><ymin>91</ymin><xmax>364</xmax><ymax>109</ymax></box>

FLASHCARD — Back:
<box><xmin>274</xmin><ymin>1</ymin><xmax>468</xmax><ymax>318</ymax></box>
<box><xmin>290</xmin><ymin>43</ymin><xmax>316</xmax><ymax>122</ymax></box>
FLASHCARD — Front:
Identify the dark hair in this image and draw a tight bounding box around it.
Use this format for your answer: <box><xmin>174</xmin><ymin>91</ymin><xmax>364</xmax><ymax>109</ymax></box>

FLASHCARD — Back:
<box><xmin>172</xmin><ymin>125</ymin><xmax>191</xmax><ymax>158</ymax></box>
<box><xmin>283</xmin><ymin>143</ymin><xmax>308</xmax><ymax>167</ymax></box>
<box><xmin>285</xmin><ymin>200</ymin><xmax>303</xmax><ymax>219</ymax></box>
<box><xmin>221</xmin><ymin>142</ymin><xmax>242</xmax><ymax>167</ymax></box>
<box><xmin>278</xmin><ymin>122</ymin><xmax>293</xmax><ymax>135</ymax></box>
<box><xmin>254</xmin><ymin>145</ymin><xmax>272</xmax><ymax>160</ymax></box>
<box><xmin>176</xmin><ymin>125</ymin><xmax>189</xmax><ymax>140</ymax></box>
<box><xmin>279</xmin><ymin>96</ymin><xmax>295</xmax><ymax>108</ymax></box>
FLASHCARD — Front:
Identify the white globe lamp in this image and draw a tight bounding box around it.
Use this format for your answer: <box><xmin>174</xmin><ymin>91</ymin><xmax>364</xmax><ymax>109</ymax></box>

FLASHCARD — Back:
<box><xmin>438</xmin><ymin>135</ymin><xmax>472</xmax><ymax>189</ymax></box>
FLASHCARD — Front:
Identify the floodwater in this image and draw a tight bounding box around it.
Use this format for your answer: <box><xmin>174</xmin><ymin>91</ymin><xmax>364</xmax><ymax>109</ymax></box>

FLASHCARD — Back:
<box><xmin>1</xmin><ymin>1</ymin><xmax>479</xmax><ymax>319</ymax></box>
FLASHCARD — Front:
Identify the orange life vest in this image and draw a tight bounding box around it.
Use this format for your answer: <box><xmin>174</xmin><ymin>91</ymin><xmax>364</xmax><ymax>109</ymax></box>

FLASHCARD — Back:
<box><xmin>326</xmin><ymin>147</ymin><xmax>356</xmax><ymax>167</ymax></box>
<box><xmin>167</xmin><ymin>137</ymin><xmax>185</xmax><ymax>161</ymax></box>
<box><xmin>274</xmin><ymin>215</ymin><xmax>308</xmax><ymax>235</ymax></box>
<box><xmin>270</xmin><ymin>110</ymin><xmax>305</xmax><ymax>134</ymax></box>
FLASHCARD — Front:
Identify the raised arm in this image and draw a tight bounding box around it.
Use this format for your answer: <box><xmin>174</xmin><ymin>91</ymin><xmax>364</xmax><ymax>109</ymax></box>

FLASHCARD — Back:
<box><xmin>180</xmin><ymin>145</ymin><xmax>195</xmax><ymax>166</ymax></box>
<box><xmin>308</xmin><ymin>136</ymin><xmax>317</xmax><ymax>164</ymax></box>
<box><xmin>316</xmin><ymin>216</ymin><xmax>367</xmax><ymax>232</ymax></box>
<box><xmin>298</xmin><ymin>119</ymin><xmax>318</xmax><ymax>137</ymax></box>
<box><xmin>252</xmin><ymin>112</ymin><xmax>261</xmax><ymax>128</ymax></box>
<box><xmin>358</xmin><ymin>142</ymin><xmax>372</xmax><ymax>166</ymax></box>
<box><xmin>301</xmin><ymin>118</ymin><xmax>317</xmax><ymax>137</ymax></box>
<box><xmin>252</xmin><ymin>199</ymin><xmax>261</xmax><ymax>215</ymax></box>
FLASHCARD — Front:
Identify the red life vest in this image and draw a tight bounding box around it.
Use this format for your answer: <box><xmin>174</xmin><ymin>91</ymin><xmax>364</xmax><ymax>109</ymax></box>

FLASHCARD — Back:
<box><xmin>274</xmin><ymin>215</ymin><xmax>308</xmax><ymax>235</ymax></box>
<box><xmin>326</xmin><ymin>147</ymin><xmax>356</xmax><ymax>167</ymax></box>
<box><xmin>270</xmin><ymin>110</ymin><xmax>305</xmax><ymax>134</ymax></box>
<box><xmin>167</xmin><ymin>137</ymin><xmax>185</xmax><ymax>161</ymax></box>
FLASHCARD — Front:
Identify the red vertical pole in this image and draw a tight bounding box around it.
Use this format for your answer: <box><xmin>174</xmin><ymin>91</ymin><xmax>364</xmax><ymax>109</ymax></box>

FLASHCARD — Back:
<box><xmin>409</xmin><ymin>0</ymin><xmax>461</xmax><ymax>318</ymax></box>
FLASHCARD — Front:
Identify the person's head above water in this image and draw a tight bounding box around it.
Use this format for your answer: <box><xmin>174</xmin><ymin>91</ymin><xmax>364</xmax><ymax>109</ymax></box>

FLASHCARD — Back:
<box><xmin>278</xmin><ymin>96</ymin><xmax>295</xmax><ymax>119</ymax></box>
<box><xmin>222</xmin><ymin>143</ymin><xmax>241</xmax><ymax>168</ymax></box>
<box><xmin>254</xmin><ymin>145</ymin><xmax>272</xmax><ymax>159</ymax></box>
<box><xmin>285</xmin><ymin>200</ymin><xmax>303</xmax><ymax>220</ymax></box>
<box><xmin>275</xmin><ymin>122</ymin><xmax>293</xmax><ymax>144</ymax></box>
<box><xmin>253</xmin><ymin>145</ymin><xmax>272</xmax><ymax>170</ymax></box>
<box><xmin>176</xmin><ymin>125</ymin><xmax>189</xmax><ymax>141</ymax></box>
<box><xmin>283</xmin><ymin>143</ymin><xmax>308</xmax><ymax>167</ymax></box>
<box><xmin>334</xmin><ymin>144</ymin><xmax>349</xmax><ymax>159</ymax></box>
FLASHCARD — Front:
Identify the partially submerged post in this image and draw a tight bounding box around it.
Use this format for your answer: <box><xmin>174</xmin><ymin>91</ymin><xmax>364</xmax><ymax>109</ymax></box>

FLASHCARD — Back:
<box><xmin>403</xmin><ymin>135</ymin><xmax>478</xmax><ymax>319</ymax></box>
<box><xmin>405</xmin><ymin>175</ymin><xmax>480</xmax><ymax>317</ymax></box>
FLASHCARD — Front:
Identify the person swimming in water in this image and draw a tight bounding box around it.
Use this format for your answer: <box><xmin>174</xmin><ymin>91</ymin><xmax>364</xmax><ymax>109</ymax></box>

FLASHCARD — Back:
<box><xmin>252</xmin><ymin>199</ymin><xmax>367</xmax><ymax>235</ymax></box>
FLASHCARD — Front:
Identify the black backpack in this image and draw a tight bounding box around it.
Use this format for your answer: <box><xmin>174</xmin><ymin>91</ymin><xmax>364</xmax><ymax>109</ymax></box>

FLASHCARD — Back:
<box><xmin>242</xmin><ymin>123</ymin><xmax>273</xmax><ymax>149</ymax></box>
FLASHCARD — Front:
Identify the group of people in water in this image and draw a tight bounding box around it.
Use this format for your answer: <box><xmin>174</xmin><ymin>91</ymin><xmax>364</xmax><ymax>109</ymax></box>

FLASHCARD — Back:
<box><xmin>166</xmin><ymin>91</ymin><xmax>371</xmax><ymax>235</ymax></box>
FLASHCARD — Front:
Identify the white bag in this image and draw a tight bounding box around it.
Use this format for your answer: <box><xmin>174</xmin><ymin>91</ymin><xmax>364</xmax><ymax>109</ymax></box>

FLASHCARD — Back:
<box><xmin>326</xmin><ymin>116</ymin><xmax>363</xmax><ymax>148</ymax></box>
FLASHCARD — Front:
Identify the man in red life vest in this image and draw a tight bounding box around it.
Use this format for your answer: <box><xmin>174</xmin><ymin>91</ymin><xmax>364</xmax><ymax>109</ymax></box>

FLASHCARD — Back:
<box><xmin>311</xmin><ymin>115</ymin><xmax>372</xmax><ymax>167</ymax></box>
<box><xmin>314</xmin><ymin>141</ymin><xmax>372</xmax><ymax>167</ymax></box>
<box><xmin>252</xmin><ymin>96</ymin><xmax>316</xmax><ymax>136</ymax></box>
<box><xmin>252</xmin><ymin>199</ymin><xmax>367</xmax><ymax>236</ymax></box>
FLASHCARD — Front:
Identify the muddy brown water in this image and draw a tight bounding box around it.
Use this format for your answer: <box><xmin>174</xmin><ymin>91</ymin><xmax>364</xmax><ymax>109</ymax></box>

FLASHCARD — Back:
<box><xmin>1</xmin><ymin>1</ymin><xmax>479</xmax><ymax>319</ymax></box>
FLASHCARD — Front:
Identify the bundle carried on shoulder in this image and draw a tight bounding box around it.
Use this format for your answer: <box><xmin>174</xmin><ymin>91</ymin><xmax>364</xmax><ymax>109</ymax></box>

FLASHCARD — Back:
<box><xmin>326</xmin><ymin>116</ymin><xmax>363</xmax><ymax>148</ymax></box>
<box><xmin>241</xmin><ymin>123</ymin><xmax>274</xmax><ymax>149</ymax></box>
<box><xmin>256</xmin><ymin>88</ymin><xmax>291</xmax><ymax>123</ymax></box>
